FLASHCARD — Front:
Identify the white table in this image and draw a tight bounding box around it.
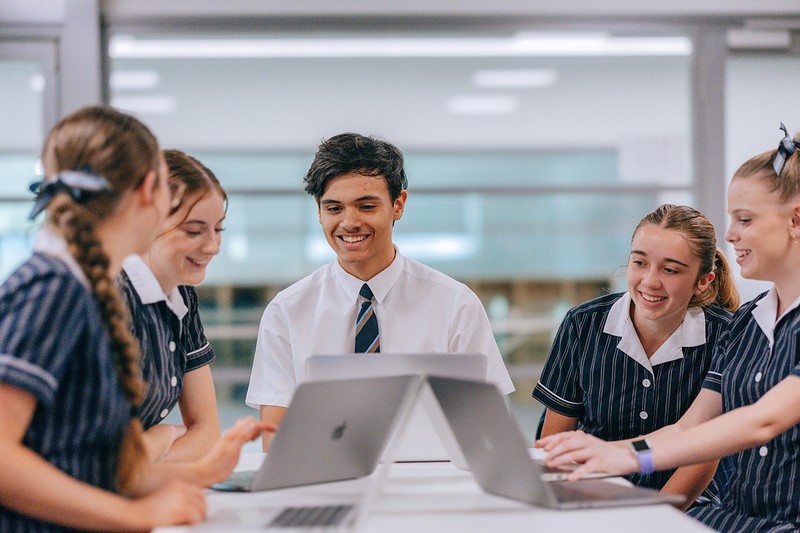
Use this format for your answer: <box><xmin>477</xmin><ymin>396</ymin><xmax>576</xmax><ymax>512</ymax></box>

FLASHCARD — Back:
<box><xmin>156</xmin><ymin>453</ymin><xmax>712</xmax><ymax>532</ymax></box>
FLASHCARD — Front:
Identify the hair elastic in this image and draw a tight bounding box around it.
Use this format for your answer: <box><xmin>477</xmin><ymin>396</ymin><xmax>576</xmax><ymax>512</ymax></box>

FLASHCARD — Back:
<box><xmin>28</xmin><ymin>169</ymin><xmax>111</xmax><ymax>220</ymax></box>
<box><xmin>773</xmin><ymin>122</ymin><xmax>800</xmax><ymax>177</ymax></box>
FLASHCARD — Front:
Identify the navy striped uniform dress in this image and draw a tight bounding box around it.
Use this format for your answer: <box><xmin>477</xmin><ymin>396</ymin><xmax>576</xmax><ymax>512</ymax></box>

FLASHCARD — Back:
<box><xmin>687</xmin><ymin>290</ymin><xmax>800</xmax><ymax>532</ymax></box>
<box><xmin>0</xmin><ymin>254</ymin><xmax>131</xmax><ymax>532</ymax></box>
<box><xmin>532</xmin><ymin>292</ymin><xmax>731</xmax><ymax>496</ymax></box>
<box><xmin>118</xmin><ymin>255</ymin><xmax>215</xmax><ymax>428</ymax></box>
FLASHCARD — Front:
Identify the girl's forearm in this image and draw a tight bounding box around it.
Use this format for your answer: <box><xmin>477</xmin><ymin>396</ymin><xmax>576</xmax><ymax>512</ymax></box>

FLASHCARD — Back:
<box><xmin>0</xmin><ymin>443</ymin><xmax>145</xmax><ymax>531</ymax></box>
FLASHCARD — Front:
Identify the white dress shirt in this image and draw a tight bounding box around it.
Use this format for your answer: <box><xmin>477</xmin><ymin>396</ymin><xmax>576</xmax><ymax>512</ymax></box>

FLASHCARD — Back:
<box><xmin>246</xmin><ymin>250</ymin><xmax>514</xmax><ymax>408</ymax></box>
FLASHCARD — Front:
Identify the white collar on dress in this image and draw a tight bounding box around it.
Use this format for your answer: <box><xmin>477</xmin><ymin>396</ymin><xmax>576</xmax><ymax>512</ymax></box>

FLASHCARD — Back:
<box><xmin>603</xmin><ymin>292</ymin><xmax>706</xmax><ymax>373</ymax></box>
<box><xmin>334</xmin><ymin>246</ymin><xmax>404</xmax><ymax>305</ymax></box>
<box><xmin>751</xmin><ymin>286</ymin><xmax>800</xmax><ymax>347</ymax></box>
<box><xmin>122</xmin><ymin>254</ymin><xmax>188</xmax><ymax>320</ymax></box>
<box><xmin>33</xmin><ymin>227</ymin><xmax>89</xmax><ymax>287</ymax></box>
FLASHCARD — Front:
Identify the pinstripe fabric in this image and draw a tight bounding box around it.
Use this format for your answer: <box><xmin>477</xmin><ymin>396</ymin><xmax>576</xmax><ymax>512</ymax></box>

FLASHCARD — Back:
<box><xmin>532</xmin><ymin>292</ymin><xmax>731</xmax><ymax>493</ymax></box>
<box><xmin>688</xmin><ymin>506</ymin><xmax>800</xmax><ymax>532</ymax></box>
<box><xmin>0</xmin><ymin>254</ymin><xmax>131</xmax><ymax>532</ymax></box>
<box><xmin>119</xmin><ymin>270</ymin><xmax>215</xmax><ymax>429</ymax></box>
<box><xmin>689</xmin><ymin>291</ymin><xmax>800</xmax><ymax>531</ymax></box>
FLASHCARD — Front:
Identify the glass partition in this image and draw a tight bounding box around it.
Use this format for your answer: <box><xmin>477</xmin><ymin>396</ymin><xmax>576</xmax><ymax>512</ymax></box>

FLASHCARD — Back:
<box><xmin>0</xmin><ymin>58</ymin><xmax>45</xmax><ymax>281</ymax></box>
<box><xmin>725</xmin><ymin>53</ymin><xmax>800</xmax><ymax>302</ymax></box>
<box><xmin>107</xmin><ymin>30</ymin><xmax>695</xmax><ymax>441</ymax></box>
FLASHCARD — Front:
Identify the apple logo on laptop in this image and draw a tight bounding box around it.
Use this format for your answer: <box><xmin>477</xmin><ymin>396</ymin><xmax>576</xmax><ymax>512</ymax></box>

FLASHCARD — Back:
<box><xmin>331</xmin><ymin>421</ymin><xmax>347</xmax><ymax>440</ymax></box>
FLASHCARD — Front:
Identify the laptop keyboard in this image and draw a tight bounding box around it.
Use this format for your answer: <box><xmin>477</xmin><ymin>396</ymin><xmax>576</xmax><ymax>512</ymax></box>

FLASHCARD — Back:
<box><xmin>268</xmin><ymin>505</ymin><xmax>356</xmax><ymax>528</ymax></box>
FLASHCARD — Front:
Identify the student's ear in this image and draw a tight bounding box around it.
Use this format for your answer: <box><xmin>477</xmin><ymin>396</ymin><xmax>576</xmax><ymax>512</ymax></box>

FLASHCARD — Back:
<box><xmin>695</xmin><ymin>271</ymin><xmax>715</xmax><ymax>295</ymax></box>
<box><xmin>789</xmin><ymin>201</ymin><xmax>800</xmax><ymax>240</ymax></box>
<box><xmin>393</xmin><ymin>190</ymin><xmax>408</xmax><ymax>222</ymax></box>
<box><xmin>137</xmin><ymin>170</ymin><xmax>159</xmax><ymax>207</ymax></box>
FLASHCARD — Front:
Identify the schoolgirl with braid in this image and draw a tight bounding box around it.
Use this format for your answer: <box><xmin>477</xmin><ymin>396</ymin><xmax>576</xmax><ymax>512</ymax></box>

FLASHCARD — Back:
<box><xmin>0</xmin><ymin>106</ymin><xmax>268</xmax><ymax>532</ymax></box>
<box><xmin>540</xmin><ymin>124</ymin><xmax>800</xmax><ymax>532</ymax></box>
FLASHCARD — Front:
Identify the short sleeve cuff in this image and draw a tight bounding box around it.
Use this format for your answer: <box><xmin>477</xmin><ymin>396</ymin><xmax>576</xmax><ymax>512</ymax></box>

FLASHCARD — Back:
<box><xmin>531</xmin><ymin>381</ymin><xmax>583</xmax><ymax>418</ymax></box>
<box><xmin>0</xmin><ymin>355</ymin><xmax>58</xmax><ymax>407</ymax></box>
<box><xmin>792</xmin><ymin>365</ymin><xmax>800</xmax><ymax>379</ymax></box>
<box><xmin>185</xmin><ymin>342</ymin><xmax>215</xmax><ymax>372</ymax></box>
<box><xmin>244</xmin><ymin>390</ymin><xmax>293</xmax><ymax>410</ymax></box>
<box><xmin>702</xmin><ymin>370</ymin><xmax>722</xmax><ymax>393</ymax></box>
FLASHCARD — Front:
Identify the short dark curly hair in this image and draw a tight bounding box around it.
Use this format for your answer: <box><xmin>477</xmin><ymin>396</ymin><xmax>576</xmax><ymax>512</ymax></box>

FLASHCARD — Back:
<box><xmin>304</xmin><ymin>132</ymin><xmax>408</xmax><ymax>202</ymax></box>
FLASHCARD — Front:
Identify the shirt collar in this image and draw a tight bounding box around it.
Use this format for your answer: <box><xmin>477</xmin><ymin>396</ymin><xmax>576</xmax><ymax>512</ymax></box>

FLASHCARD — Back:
<box><xmin>603</xmin><ymin>292</ymin><xmax>706</xmax><ymax>373</ymax></box>
<box><xmin>122</xmin><ymin>254</ymin><xmax>188</xmax><ymax>320</ymax></box>
<box><xmin>334</xmin><ymin>247</ymin><xmax>404</xmax><ymax>305</ymax></box>
<box><xmin>33</xmin><ymin>227</ymin><xmax>89</xmax><ymax>287</ymax></box>
<box><xmin>752</xmin><ymin>286</ymin><xmax>800</xmax><ymax>347</ymax></box>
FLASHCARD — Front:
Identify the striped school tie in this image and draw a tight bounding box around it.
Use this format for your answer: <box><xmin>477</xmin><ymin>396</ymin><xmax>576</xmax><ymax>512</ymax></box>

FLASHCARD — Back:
<box><xmin>355</xmin><ymin>283</ymin><xmax>380</xmax><ymax>353</ymax></box>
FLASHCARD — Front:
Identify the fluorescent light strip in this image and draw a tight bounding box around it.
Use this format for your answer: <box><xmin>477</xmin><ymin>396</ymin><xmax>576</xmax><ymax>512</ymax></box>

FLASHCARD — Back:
<box><xmin>447</xmin><ymin>95</ymin><xmax>518</xmax><ymax>115</ymax></box>
<box><xmin>110</xmin><ymin>70</ymin><xmax>161</xmax><ymax>90</ymax></box>
<box><xmin>472</xmin><ymin>69</ymin><xmax>558</xmax><ymax>88</ymax></box>
<box><xmin>111</xmin><ymin>95</ymin><xmax>176</xmax><ymax>114</ymax></box>
<box><xmin>109</xmin><ymin>35</ymin><xmax>691</xmax><ymax>59</ymax></box>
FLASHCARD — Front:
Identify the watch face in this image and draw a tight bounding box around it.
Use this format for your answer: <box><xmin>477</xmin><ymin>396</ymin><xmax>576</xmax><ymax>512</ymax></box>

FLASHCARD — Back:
<box><xmin>632</xmin><ymin>439</ymin><xmax>650</xmax><ymax>452</ymax></box>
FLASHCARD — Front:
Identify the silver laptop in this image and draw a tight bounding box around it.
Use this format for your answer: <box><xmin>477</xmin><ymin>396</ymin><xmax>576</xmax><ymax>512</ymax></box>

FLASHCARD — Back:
<box><xmin>305</xmin><ymin>353</ymin><xmax>488</xmax><ymax>468</ymax></box>
<box><xmin>213</xmin><ymin>374</ymin><xmax>422</xmax><ymax>493</ymax></box>
<box><xmin>426</xmin><ymin>376</ymin><xmax>686</xmax><ymax>510</ymax></box>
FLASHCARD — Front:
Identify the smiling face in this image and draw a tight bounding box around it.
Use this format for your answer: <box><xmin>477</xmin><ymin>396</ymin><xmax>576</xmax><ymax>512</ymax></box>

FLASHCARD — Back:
<box><xmin>725</xmin><ymin>175</ymin><xmax>798</xmax><ymax>284</ymax></box>
<box><xmin>627</xmin><ymin>224</ymin><xmax>713</xmax><ymax>333</ymax></box>
<box><xmin>146</xmin><ymin>189</ymin><xmax>226</xmax><ymax>293</ymax></box>
<box><xmin>318</xmin><ymin>171</ymin><xmax>406</xmax><ymax>281</ymax></box>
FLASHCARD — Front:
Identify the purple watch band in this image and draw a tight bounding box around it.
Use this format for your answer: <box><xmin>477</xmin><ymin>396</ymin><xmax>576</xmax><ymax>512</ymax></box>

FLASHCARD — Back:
<box><xmin>636</xmin><ymin>450</ymin><xmax>655</xmax><ymax>475</ymax></box>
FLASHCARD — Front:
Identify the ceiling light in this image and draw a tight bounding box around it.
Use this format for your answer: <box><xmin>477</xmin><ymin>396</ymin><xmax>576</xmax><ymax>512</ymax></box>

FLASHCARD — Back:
<box><xmin>511</xmin><ymin>32</ymin><xmax>692</xmax><ymax>56</ymax></box>
<box><xmin>111</xmin><ymin>95</ymin><xmax>175</xmax><ymax>115</ymax></box>
<box><xmin>110</xmin><ymin>70</ymin><xmax>161</xmax><ymax>90</ymax></box>
<box><xmin>472</xmin><ymin>69</ymin><xmax>558</xmax><ymax>88</ymax></box>
<box><xmin>446</xmin><ymin>95</ymin><xmax>518</xmax><ymax>115</ymax></box>
<box><xmin>109</xmin><ymin>34</ymin><xmax>692</xmax><ymax>59</ymax></box>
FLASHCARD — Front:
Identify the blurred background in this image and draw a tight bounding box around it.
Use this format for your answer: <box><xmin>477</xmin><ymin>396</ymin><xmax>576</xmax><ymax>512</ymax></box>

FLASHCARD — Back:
<box><xmin>2</xmin><ymin>0</ymin><xmax>799</xmax><ymax>445</ymax></box>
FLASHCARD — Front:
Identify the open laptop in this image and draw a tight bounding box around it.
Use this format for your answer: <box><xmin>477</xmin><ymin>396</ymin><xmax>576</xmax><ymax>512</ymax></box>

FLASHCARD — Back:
<box><xmin>305</xmin><ymin>353</ymin><xmax>488</xmax><ymax>468</ymax></box>
<box><xmin>213</xmin><ymin>374</ymin><xmax>421</xmax><ymax>493</ymax></box>
<box><xmin>426</xmin><ymin>376</ymin><xmax>686</xmax><ymax>510</ymax></box>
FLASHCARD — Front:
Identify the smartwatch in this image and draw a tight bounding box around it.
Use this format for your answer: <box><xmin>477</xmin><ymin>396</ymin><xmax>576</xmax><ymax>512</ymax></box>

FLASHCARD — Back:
<box><xmin>630</xmin><ymin>439</ymin><xmax>655</xmax><ymax>475</ymax></box>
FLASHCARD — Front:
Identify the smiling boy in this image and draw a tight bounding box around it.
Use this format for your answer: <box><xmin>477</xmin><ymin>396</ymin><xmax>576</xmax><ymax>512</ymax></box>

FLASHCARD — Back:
<box><xmin>245</xmin><ymin>133</ymin><xmax>514</xmax><ymax>449</ymax></box>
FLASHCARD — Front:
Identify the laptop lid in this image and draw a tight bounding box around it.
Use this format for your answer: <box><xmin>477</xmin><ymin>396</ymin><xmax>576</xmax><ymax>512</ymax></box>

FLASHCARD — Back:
<box><xmin>425</xmin><ymin>376</ymin><xmax>685</xmax><ymax>510</ymax></box>
<box><xmin>249</xmin><ymin>374</ymin><xmax>422</xmax><ymax>491</ymax></box>
<box><xmin>305</xmin><ymin>353</ymin><xmax>488</xmax><ymax>467</ymax></box>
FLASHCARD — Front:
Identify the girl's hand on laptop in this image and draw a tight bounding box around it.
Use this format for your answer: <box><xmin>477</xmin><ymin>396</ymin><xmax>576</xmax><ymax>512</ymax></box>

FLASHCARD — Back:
<box><xmin>538</xmin><ymin>430</ymin><xmax>639</xmax><ymax>481</ymax></box>
<box><xmin>195</xmin><ymin>417</ymin><xmax>276</xmax><ymax>485</ymax></box>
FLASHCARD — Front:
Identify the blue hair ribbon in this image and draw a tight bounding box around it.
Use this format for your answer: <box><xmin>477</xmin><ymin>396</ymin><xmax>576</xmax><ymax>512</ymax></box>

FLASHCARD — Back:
<box><xmin>28</xmin><ymin>169</ymin><xmax>111</xmax><ymax>220</ymax></box>
<box><xmin>773</xmin><ymin>122</ymin><xmax>800</xmax><ymax>177</ymax></box>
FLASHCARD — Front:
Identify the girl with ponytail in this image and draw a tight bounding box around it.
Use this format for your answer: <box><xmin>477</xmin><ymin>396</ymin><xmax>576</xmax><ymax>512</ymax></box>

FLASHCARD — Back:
<box><xmin>539</xmin><ymin>124</ymin><xmax>800</xmax><ymax>532</ymax></box>
<box><xmin>0</xmin><ymin>106</ymin><xmax>266</xmax><ymax>532</ymax></box>
<box><xmin>532</xmin><ymin>204</ymin><xmax>739</xmax><ymax>510</ymax></box>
